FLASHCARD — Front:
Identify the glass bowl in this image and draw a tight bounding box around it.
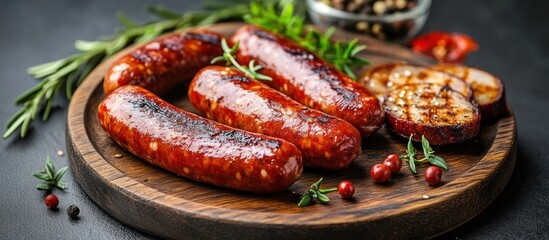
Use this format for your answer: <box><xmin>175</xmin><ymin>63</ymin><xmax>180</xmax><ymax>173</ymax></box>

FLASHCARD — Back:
<box><xmin>306</xmin><ymin>0</ymin><xmax>432</xmax><ymax>42</ymax></box>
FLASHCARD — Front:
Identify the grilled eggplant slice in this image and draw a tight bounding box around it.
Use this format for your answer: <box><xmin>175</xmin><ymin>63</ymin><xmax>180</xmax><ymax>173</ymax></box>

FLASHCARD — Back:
<box><xmin>384</xmin><ymin>83</ymin><xmax>480</xmax><ymax>145</ymax></box>
<box><xmin>432</xmin><ymin>64</ymin><xmax>507</xmax><ymax>121</ymax></box>
<box><xmin>361</xmin><ymin>63</ymin><xmax>473</xmax><ymax>103</ymax></box>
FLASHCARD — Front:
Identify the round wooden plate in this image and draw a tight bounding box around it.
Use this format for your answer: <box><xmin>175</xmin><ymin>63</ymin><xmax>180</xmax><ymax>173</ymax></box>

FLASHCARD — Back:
<box><xmin>67</xmin><ymin>23</ymin><xmax>516</xmax><ymax>239</ymax></box>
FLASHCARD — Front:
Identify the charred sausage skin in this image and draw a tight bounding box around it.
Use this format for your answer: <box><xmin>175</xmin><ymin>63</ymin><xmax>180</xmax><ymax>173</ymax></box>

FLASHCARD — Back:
<box><xmin>98</xmin><ymin>85</ymin><xmax>303</xmax><ymax>193</ymax></box>
<box><xmin>104</xmin><ymin>30</ymin><xmax>223</xmax><ymax>96</ymax></box>
<box><xmin>189</xmin><ymin>66</ymin><xmax>362</xmax><ymax>170</ymax></box>
<box><xmin>231</xmin><ymin>25</ymin><xmax>384</xmax><ymax>138</ymax></box>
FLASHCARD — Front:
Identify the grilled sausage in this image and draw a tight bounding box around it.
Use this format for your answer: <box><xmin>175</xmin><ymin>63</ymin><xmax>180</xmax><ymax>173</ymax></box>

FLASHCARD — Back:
<box><xmin>188</xmin><ymin>66</ymin><xmax>362</xmax><ymax>170</ymax></box>
<box><xmin>104</xmin><ymin>30</ymin><xmax>223</xmax><ymax>96</ymax></box>
<box><xmin>361</xmin><ymin>63</ymin><xmax>473</xmax><ymax>103</ymax></box>
<box><xmin>384</xmin><ymin>83</ymin><xmax>481</xmax><ymax>145</ymax></box>
<box><xmin>432</xmin><ymin>64</ymin><xmax>507</xmax><ymax>121</ymax></box>
<box><xmin>231</xmin><ymin>25</ymin><xmax>384</xmax><ymax>138</ymax></box>
<box><xmin>98</xmin><ymin>85</ymin><xmax>303</xmax><ymax>193</ymax></box>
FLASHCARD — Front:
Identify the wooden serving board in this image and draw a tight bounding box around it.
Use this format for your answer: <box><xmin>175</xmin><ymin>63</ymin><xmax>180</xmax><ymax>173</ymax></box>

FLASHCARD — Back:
<box><xmin>66</xmin><ymin>23</ymin><xmax>516</xmax><ymax>239</ymax></box>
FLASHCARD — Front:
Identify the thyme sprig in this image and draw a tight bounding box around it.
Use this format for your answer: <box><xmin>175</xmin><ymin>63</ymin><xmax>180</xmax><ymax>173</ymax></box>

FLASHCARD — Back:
<box><xmin>400</xmin><ymin>135</ymin><xmax>449</xmax><ymax>174</ymax></box>
<box><xmin>33</xmin><ymin>157</ymin><xmax>69</xmax><ymax>191</ymax></box>
<box><xmin>298</xmin><ymin>178</ymin><xmax>338</xmax><ymax>207</ymax></box>
<box><xmin>211</xmin><ymin>39</ymin><xmax>272</xmax><ymax>81</ymax></box>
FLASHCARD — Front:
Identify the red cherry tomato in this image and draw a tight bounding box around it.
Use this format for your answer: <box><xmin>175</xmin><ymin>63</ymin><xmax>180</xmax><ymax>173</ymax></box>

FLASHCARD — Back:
<box><xmin>410</xmin><ymin>31</ymin><xmax>478</xmax><ymax>63</ymax></box>
<box><xmin>370</xmin><ymin>164</ymin><xmax>391</xmax><ymax>183</ymax></box>
<box><xmin>44</xmin><ymin>194</ymin><xmax>59</xmax><ymax>209</ymax></box>
<box><xmin>383</xmin><ymin>154</ymin><xmax>402</xmax><ymax>173</ymax></box>
<box><xmin>338</xmin><ymin>181</ymin><xmax>355</xmax><ymax>199</ymax></box>
<box><xmin>425</xmin><ymin>166</ymin><xmax>443</xmax><ymax>185</ymax></box>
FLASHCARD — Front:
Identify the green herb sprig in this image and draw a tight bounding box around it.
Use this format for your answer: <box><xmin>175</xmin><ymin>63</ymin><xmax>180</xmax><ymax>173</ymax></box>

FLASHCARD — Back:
<box><xmin>211</xmin><ymin>39</ymin><xmax>272</xmax><ymax>80</ymax></box>
<box><xmin>4</xmin><ymin>0</ymin><xmax>369</xmax><ymax>139</ymax></box>
<box><xmin>298</xmin><ymin>178</ymin><xmax>338</xmax><ymax>207</ymax></box>
<box><xmin>245</xmin><ymin>0</ymin><xmax>369</xmax><ymax>79</ymax></box>
<box><xmin>400</xmin><ymin>135</ymin><xmax>449</xmax><ymax>174</ymax></box>
<box><xmin>3</xmin><ymin>4</ymin><xmax>248</xmax><ymax>139</ymax></box>
<box><xmin>33</xmin><ymin>157</ymin><xmax>69</xmax><ymax>191</ymax></box>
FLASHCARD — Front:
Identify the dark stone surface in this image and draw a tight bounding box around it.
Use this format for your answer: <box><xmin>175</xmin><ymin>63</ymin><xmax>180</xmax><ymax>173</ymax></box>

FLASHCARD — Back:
<box><xmin>0</xmin><ymin>0</ymin><xmax>547</xmax><ymax>239</ymax></box>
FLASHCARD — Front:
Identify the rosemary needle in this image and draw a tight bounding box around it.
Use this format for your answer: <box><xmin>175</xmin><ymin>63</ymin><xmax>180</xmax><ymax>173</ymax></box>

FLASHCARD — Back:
<box><xmin>3</xmin><ymin>4</ymin><xmax>248</xmax><ymax>139</ymax></box>
<box><xmin>4</xmin><ymin>0</ymin><xmax>369</xmax><ymax>139</ymax></box>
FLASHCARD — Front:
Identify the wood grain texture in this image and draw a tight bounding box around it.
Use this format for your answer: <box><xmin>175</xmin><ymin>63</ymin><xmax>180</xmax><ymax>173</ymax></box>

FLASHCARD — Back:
<box><xmin>66</xmin><ymin>23</ymin><xmax>517</xmax><ymax>240</ymax></box>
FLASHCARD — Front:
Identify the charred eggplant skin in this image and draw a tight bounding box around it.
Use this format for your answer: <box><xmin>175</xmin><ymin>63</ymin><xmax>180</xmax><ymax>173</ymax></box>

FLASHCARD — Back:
<box><xmin>432</xmin><ymin>64</ymin><xmax>508</xmax><ymax>121</ymax></box>
<box><xmin>384</xmin><ymin>84</ymin><xmax>481</xmax><ymax>145</ymax></box>
<box><xmin>360</xmin><ymin>63</ymin><xmax>473</xmax><ymax>102</ymax></box>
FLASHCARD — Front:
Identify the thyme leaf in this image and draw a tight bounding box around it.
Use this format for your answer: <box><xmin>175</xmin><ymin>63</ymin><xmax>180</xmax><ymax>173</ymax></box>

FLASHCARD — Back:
<box><xmin>400</xmin><ymin>135</ymin><xmax>449</xmax><ymax>174</ymax></box>
<box><xmin>33</xmin><ymin>157</ymin><xmax>69</xmax><ymax>191</ymax></box>
<box><xmin>298</xmin><ymin>178</ymin><xmax>337</xmax><ymax>207</ymax></box>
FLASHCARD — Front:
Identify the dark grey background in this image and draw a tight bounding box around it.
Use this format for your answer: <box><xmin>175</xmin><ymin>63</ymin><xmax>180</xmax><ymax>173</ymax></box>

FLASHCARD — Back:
<box><xmin>1</xmin><ymin>0</ymin><xmax>547</xmax><ymax>239</ymax></box>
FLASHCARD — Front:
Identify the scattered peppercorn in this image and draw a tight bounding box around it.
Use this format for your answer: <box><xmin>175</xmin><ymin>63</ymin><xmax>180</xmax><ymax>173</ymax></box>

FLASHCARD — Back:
<box><xmin>321</xmin><ymin>0</ymin><xmax>418</xmax><ymax>15</ymax></box>
<box><xmin>67</xmin><ymin>205</ymin><xmax>80</xmax><ymax>219</ymax></box>
<box><xmin>319</xmin><ymin>0</ymin><xmax>420</xmax><ymax>40</ymax></box>
<box><xmin>44</xmin><ymin>194</ymin><xmax>59</xmax><ymax>209</ymax></box>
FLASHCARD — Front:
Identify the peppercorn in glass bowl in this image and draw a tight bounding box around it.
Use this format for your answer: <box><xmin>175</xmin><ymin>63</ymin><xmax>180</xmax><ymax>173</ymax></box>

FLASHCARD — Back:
<box><xmin>306</xmin><ymin>0</ymin><xmax>432</xmax><ymax>42</ymax></box>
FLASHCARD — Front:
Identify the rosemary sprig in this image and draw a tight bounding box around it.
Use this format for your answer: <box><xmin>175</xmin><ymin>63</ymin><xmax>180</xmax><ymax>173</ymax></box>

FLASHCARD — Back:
<box><xmin>298</xmin><ymin>178</ymin><xmax>338</xmax><ymax>207</ymax></box>
<box><xmin>400</xmin><ymin>134</ymin><xmax>449</xmax><ymax>174</ymax></box>
<box><xmin>5</xmin><ymin>0</ymin><xmax>370</xmax><ymax>139</ymax></box>
<box><xmin>211</xmin><ymin>39</ymin><xmax>272</xmax><ymax>80</ymax></box>
<box><xmin>3</xmin><ymin>4</ymin><xmax>248</xmax><ymax>139</ymax></box>
<box><xmin>33</xmin><ymin>157</ymin><xmax>69</xmax><ymax>191</ymax></box>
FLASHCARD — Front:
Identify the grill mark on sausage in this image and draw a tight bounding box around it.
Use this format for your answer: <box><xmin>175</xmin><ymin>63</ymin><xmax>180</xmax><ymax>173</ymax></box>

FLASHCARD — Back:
<box><xmin>221</xmin><ymin>75</ymin><xmax>250</xmax><ymax>83</ymax></box>
<box><xmin>128</xmin><ymin>96</ymin><xmax>280</xmax><ymax>148</ymax></box>
<box><xmin>130</xmin><ymin>97</ymin><xmax>217</xmax><ymax>135</ymax></box>
<box><xmin>215</xmin><ymin>130</ymin><xmax>281</xmax><ymax>149</ymax></box>
<box><xmin>297</xmin><ymin>111</ymin><xmax>313</xmax><ymax>122</ymax></box>
<box><xmin>312</xmin><ymin>66</ymin><xmax>358</xmax><ymax>101</ymax></box>
<box><xmin>317</xmin><ymin>116</ymin><xmax>329</xmax><ymax>123</ymax></box>
<box><xmin>252</xmin><ymin>29</ymin><xmax>277</xmax><ymax>41</ymax></box>
<box><xmin>161</xmin><ymin>41</ymin><xmax>183</xmax><ymax>51</ymax></box>
<box><xmin>183</xmin><ymin>33</ymin><xmax>221</xmax><ymax>44</ymax></box>
<box><xmin>284</xmin><ymin>46</ymin><xmax>315</xmax><ymax>60</ymax></box>
<box><xmin>132</xmin><ymin>51</ymin><xmax>152</xmax><ymax>63</ymax></box>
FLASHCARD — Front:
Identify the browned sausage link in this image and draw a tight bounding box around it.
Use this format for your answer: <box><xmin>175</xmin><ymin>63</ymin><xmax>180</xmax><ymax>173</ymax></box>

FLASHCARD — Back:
<box><xmin>189</xmin><ymin>66</ymin><xmax>362</xmax><ymax>170</ymax></box>
<box><xmin>231</xmin><ymin>25</ymin><xmax>384</xmax><ymax>138</ymax></box>
<box><xmin>97</xmin><ymin>85</ymin><xmax>303</xmax><ymax>193</ymax></box>
<box><xmin>104</xmin><ymin>30</ymin><xmax>223</xmax><ymax>96</ymax></box>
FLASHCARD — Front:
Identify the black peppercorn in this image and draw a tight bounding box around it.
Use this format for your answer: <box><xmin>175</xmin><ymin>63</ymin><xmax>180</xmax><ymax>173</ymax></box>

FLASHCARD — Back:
<box><xmin>323</xmin><ymin>0</ymin><xmax>417</xmax><ymax>15</ymax></box>
<box><xmin>67</xmin><ymin>205</ymin><xmax>80</xmax><ymax>219</ymax></box>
